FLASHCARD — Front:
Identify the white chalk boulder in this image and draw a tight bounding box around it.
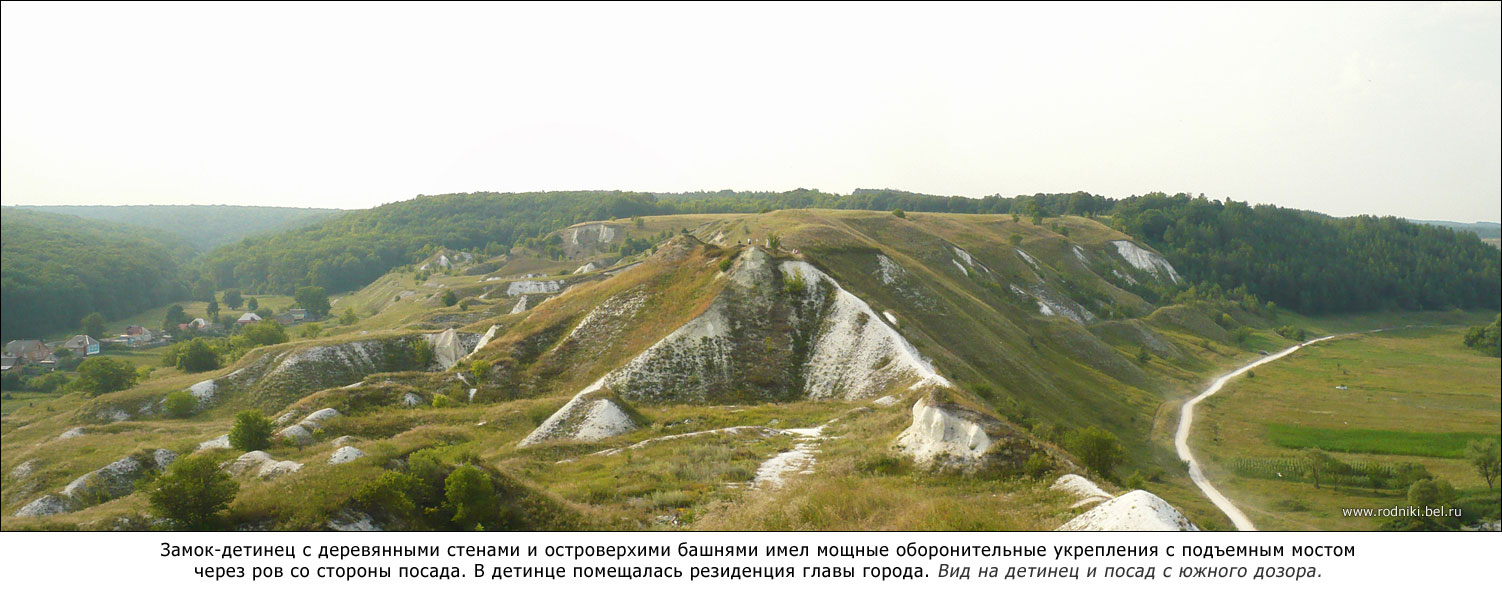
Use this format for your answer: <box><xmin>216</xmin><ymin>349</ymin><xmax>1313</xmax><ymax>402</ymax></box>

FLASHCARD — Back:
<box><xmin>1057</xmin><ymin>490</ymin><xmax>1199</xmax><ymax>531</ymax></box>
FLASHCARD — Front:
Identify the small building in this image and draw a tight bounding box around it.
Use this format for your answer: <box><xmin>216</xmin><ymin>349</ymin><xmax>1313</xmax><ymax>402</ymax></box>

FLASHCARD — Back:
<box><xmin>3</xmin><ymin>340</ymin><xmax>52</xmax><ymax>364</ymax></box>
<box><xmin>236</xmin><ymin>312</ymin><xmax>263</xmax><ymax>326</ymax></box>
<box><xmin>289</xmin><ymin>308</ymin><xmax>309</xmax><ymax>322</ymax></box>
<box><xmin>273</xmin><ymin>312</ymin><xmax>298</xmax><ymax>326</ymax></box>
<box><xmin>1</xmin><ymin>355</ymin><xmax>17</xmax><ymax>371</ymax></box>
<box><xmin>121</xmin><ymin>326</ymin><xmax>156</xmax><ymax>346</ymax></box>
<box><xmin>61</xmin><ymin>334</ymin><xmax>102</xmax><ymax>356</ymax></box>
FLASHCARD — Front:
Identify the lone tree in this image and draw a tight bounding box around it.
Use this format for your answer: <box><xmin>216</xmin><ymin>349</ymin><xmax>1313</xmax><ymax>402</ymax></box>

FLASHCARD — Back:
<box><xmin>148</xmin><ymin>454</ymin><xmax>238</xmax><ymax>530</ymax></box>
<box><xmin>441</xmin><ymin>289</ymin><xmax>459</xmax><ymax>307</ymax></box>
<box><xmin>294</xmin><ymin>285</ymin><xmax>332</xmax><ymax>319</ymax></box>
<box><xmin>1065</xmin><ymin>426</ymin><xmax>1125</xmax><ymax>478</ymax></box>
<box><xmin>229</xmin><ymin>410</ymin><xmax>274</xmax><ymax>451</ymax></box>
<box><xmin>81</xmin><ymin>312</ymin><xmax>106</xmax><ymax>339</ymax></box>
<box><xmin>72</xmin><ymin>357</ymin><xmax>138</xmax><ymax>396</ymax></box>
<box><xmin>1466</xmin><ymin>439</ymin><xmax>1500</xmax><ymax>490</ymax></box>
<box><xmin>1303</xmin><ymin>448</ymin><xmax>1336</xmax><ymax>489</ymax></box>
<box><xmin>223</xmin><ymin>289</ymin><xmax>243</xmax><ymax>310</ymax></box>
<box><xmin>163</xmin><ymin>304</ymin><xmax>189</xmax><ymax>331</ymax></box>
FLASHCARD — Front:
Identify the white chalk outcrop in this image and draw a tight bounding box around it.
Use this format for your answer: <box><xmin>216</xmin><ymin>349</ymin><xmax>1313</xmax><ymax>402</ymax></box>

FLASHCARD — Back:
<box><xmin>1051</xmin><ymin>474</ymin><xmax>1113</xmax><ymax>508</ymax></box>
<box><xmin>517</xmin><ymin>392</ymin><xmax>638</xmax><ymax>447</ymax></box>
<box><xmin>507</xmin><ymin>280</ymin><xmax>563</xmax><ymax>296</ymax></box>
<box><xmin>781</xmin><ymin>261</ymin><xmax>951</xmax><ymax>398</ymax></box>
<box><xmin>1109</xmin><ymin>240</ymin><xmax>1181</xmax><ymax>283</ymax></box>
<box><xmin>1057</xmin><ymin>490</ymin><xmax>1199</xmax><ymax>531</ymax></box>
<box><xmin>894</xmin><ymin>399</ymin><xmax>992</xmax><ymax>466</ymax></box>
<box><xmin>510</xmin><ymin>295</ymin><xmax>534</xmax><ymax>314</ymax></box>
<box><xmin>222</xmin><ymin>451</ymin><xmax>304</xmax><ymax>480</ymax></box>
<box><xmin>197</xmin><ymin>434</ymin><xmax>231</xmax><ymax>452</ymax></box>
<box><xmin>14</xmin><ymin>450</ymin><xmax>178</xmax><ymax>517</ymax></box>
<box><xmin>422</xmin><ymin>328</ymin><xmax>483</xmax><ymax>370</ymax></box>
<box><xmin>277</xmin><ymin>407</ymin><xmax>342</xmax><ymax>446</ymax></box>
<box><xmin>328</xmin><ymin>446</ymin><xmax>366</xmax><ymax>465</ymax></box>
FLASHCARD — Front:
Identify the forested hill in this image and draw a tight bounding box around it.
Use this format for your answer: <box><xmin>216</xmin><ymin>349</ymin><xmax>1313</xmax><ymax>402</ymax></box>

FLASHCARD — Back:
<box><xmin>16</xmin><ymin>204</ymin><xmax>342</xmax><ymax>251</ymax></box>
<box><xmin>1</xmin><ymin>208</ymin><xmax>191</xmax><ymax>339</ymax></box>
<box><xmin>201</xmin><ymin>190</ymin><xmax>1500</xmax><ymax>316</ymax></box>
<box><xmin>1410</xmin><ymin>220</ymin><xmax>1501</xmax><ymax>240</ymax></box>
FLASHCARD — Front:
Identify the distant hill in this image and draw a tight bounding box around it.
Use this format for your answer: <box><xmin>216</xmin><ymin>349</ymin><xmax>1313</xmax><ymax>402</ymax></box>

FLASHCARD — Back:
<box><xmin>1410</xmin><ymin>219</ymin><xmax>1501</xmax><ymax>239</ymax></box>
<box><xmin>1</xmin><ymin>208</ymin><xmax>192</xmax><ymax>340</ymax></box>
<box><xmin>16</xmin><ymin>205</ymin><xmax>342</xmax><ymax>252</ymax></box>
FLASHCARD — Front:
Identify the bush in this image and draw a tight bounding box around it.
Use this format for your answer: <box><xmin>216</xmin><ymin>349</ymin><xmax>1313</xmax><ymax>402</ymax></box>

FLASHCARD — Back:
<box><xmin>1065</xmin><ymin>426</ymin><xmax>1125</xmax><ymax>478</ymax></box>
<box><xmin>445</xmin><ymin>465</ymin><xmax>497</xmax><ymax>530</ymax></box>
<box><xmin>891</xmin><ymin>209</ymin><xmax>906</xmax><ymax>219</ymax></box>
<box><xmin>162</xmin><ymin>391</ymin><xmax>197</xmax><ymax>419</ymax></box>
<box><xmin>173</xmin><ymin>339</ymin><xmax>221</xmax><ymax>373</ymax></box>
<box><xmin>353</xmin><ymin>470</ymin><xmax>422</xmax><ymax>524</ymax></box>
<box><xmin>432</xmin><ymin>394</ymin><xmax>453</xmax><ymax>409</ymax></box>
<box><xmin>242</xmin><ymin>320</ymin><xmax>288</xmax><ymax>346</ymax></box>
<box><xmin>229</xmin><ymin>410</ymin><xmax>274</xmax><ymax>451</ymax></box>
<box><xmin>148</xmin><ymin>454</ymin><xmax>238</xmax><ymax>530</ymax></box>
<box><xmin>718</xmin><ymin>257</ymin><xmax>733</xmax><ymax>272</ymax></box>
<box><xmin>1022</xmin><ymin>453</ymin><xmax>1053</xmax><ymax>479</ymax></box>
<box><xmin>441</xmin><ymin>290</ymin><xmax>459</xmax><ymax>307</ymax></box>
<box><xmin>72</xmin><ymin>357</ymin><xmax>138</xmax><ymax>396</ymax></box>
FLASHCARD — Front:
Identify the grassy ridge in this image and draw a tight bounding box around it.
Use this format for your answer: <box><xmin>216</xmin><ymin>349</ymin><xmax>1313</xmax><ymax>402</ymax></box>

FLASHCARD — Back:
<box><xmin>1265</xmin><ymin>424</ymin><xmax>1499</xmax><ymax>459</ymax></box>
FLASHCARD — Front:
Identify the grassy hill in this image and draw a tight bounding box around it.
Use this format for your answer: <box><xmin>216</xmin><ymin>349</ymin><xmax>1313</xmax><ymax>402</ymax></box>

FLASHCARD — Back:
<box><xmin>3</xmin><ymin>208</ymin><xmax>1496</xmax><ymax>532</ymax></box>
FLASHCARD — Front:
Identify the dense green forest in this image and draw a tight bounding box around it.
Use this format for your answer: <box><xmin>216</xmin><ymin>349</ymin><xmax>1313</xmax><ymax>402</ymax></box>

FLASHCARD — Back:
<box><xmin>17</xmin><ymin>205</ymin><xmax>341</xmax><ymax>251</ymax></box>
<box><xmin>1111</xmin><ymin>194</ymin><xmax>1501</xmax><ymax>313</ymax></box>
<box><xmin>1</xmin><ymin>209</ymin><xmax>190</xmax><ymax>339</ymax></box>
<box><xmin>200</xmin><ymin>190</ymin><xmax>1500</xmax><ymax>316</ymax></box>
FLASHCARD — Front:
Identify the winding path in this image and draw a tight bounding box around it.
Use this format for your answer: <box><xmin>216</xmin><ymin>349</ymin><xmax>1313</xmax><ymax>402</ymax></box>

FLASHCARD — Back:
<box><xmin>1174</xmin><ymin>335</ymin><xmax>1337</xmax><ymax>531</ymax></box>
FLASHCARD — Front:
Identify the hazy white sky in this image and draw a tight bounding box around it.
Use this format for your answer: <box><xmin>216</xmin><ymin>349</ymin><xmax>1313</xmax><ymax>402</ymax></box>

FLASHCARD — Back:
<box><xmin>2</xmin><ymin>2</ymin><xmax>1498</xmax><ymax>221</ymax></box>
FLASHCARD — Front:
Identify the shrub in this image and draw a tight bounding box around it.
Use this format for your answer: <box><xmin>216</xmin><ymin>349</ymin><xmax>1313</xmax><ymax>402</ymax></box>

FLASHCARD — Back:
<box><xmin>1065</xmin><ymin>426</ymin><xmax>1125</xmax><ymax>478</ymax></box>
<box><xmin>441</xmin><ymin>290</ymin><xmax>459</xmax><ymax>307</ymax></box>
<box><xmin>72</xmin><ymin>357</ymin><xmax>138</xmax><ymax>396</ymax></box>
<box><xmin>353</xmin><ymin>470</ymin><xmax>422</xmax><ymax>524</ymax></box>
<box><xmin>229</xmin><ymin>410</ymin><xmax>274</xmax><ymax>451</ymax></box>
<box><xmin>432</xmin><ymin>394</ymin><xmax>453</xmax><ymax>409</ymax></box>
<box><xmin>891</xmin><ymin>209</ymin><xmax>906</xmax><ymax>219</ymax></box>
<box><xmin>148</xmin><ymin>454</ymin><xmax>238</xmax><ymax>530</ymax></box>
<box><xmin>1022</xmin><ymin>453</ymin><xmax>1052</xmax><ymax>479</ymax></box>
<box><xmin>445</xmin><ymin>465</ymin><xmax>497</xmax><ymax>530</ymax></box>
<box><xmin>242</xmin><ymin>319</ymin><xmax>288</xmax><ymax>347</ymax></box>
<box><xmin>718</xmin><ymin>257</ymin><xmax>733</xmax><ymax>272</ymax></box>
<box><xmin>162</xmin><ymin>391</ymin><xmax>197</xmax><ymax>419</ymax></box>
<box><xmin>174</xmin><ymin>339</ymin><xmax>221</xmax><ymax>373</ymax></box>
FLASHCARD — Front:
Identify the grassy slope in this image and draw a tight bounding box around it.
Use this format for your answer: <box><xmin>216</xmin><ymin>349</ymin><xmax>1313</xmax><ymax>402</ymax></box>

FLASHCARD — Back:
<box><xmin>1190</xmin><ymin>324</ymin><xmax>1501</xmax><ymax>530</ymax></box>
<box><xmin>4</xmin><ymin>209</ymin><xmax>1494</xmax><ymax>531</ymax></box>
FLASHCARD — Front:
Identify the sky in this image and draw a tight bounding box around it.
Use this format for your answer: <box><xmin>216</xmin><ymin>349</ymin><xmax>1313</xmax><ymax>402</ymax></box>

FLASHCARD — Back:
<box><xmin>2</xmin><ymin>2</ymin><xmax>1499</xmax><ymax>222</ymax></box>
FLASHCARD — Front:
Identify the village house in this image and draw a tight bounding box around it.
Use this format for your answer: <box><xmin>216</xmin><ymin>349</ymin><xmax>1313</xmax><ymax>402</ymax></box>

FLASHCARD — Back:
<box><xmin>61</xmin><ymin>334</ymin><xmax>102</xmax><ymax>356</ymax></box>
<box><xmin>236</xmin><ymin>312</ymin><xmax>262</xmax><ymax>326</ymax></box>
<box><xmin>3</xmin><ymin>340</ymin><xmax>52</xmax><ymax>366</ymax></box>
